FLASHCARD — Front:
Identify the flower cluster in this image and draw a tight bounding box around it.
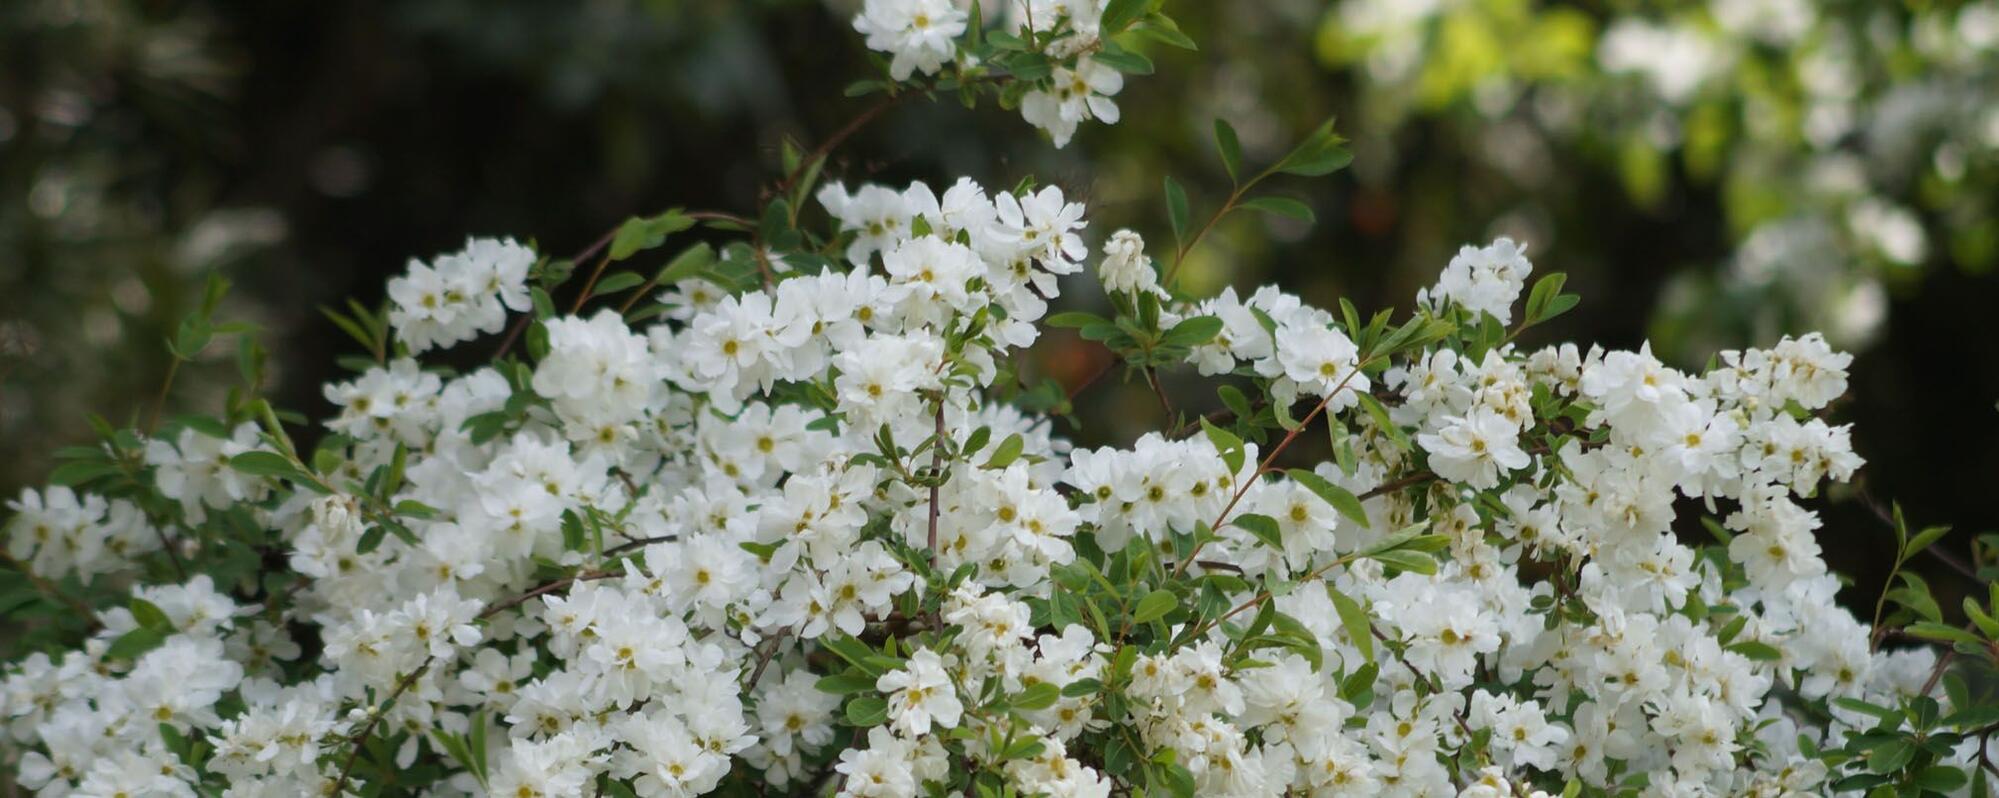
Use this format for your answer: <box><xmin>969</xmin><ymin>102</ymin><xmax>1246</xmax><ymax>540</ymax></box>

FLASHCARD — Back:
<box><xmin>3</xmin><ymin>7</ymin><xmax>1993</xmax><ymax>798</ymax></box>
<box><xmin>849</xmin><ymin>0</ymin><xmax>1178</xmax><ymax>147</ymax></box>
<box><xmin>386</xmin><ymin>237</ymin><xmax>536</xmax><ymax>354</ymax></box>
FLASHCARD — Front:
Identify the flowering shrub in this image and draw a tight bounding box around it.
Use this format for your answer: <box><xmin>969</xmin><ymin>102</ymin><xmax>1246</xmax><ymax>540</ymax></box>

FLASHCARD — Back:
<box><xmin>5</xmin><ymin>3</ymin><xmax>1998</xmax><ymax>798</ymax></box>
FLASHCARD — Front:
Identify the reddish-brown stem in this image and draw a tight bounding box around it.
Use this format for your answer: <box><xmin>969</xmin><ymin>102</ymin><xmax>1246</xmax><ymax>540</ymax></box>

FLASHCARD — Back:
<box><xmin>568</xmin><ymin>249</ymin><xmax>616</xmax><ymax>315</ymax></box>
<box><xmin>1173</xmin><ymin>362</ymin><xmax>1370</xmax><ymax>579</ymax></box>
<box><xmin>493</xmin><ymin>227</ymin><xmax>620</xmax><ymax>359</ymax></box>
<box><xmin>768</xmin><ymin>91</ymin><xmax>911</xmax><ymax>201</ymax></box>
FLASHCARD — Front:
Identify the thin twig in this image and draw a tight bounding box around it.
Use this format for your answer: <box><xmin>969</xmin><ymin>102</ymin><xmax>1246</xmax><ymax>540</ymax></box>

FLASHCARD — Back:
<box><xmin>145</xmin><ymin>357</ymin><xmax>182</xmax><ymax>433</ymax></box>
<box><xmin>568</xmin><ymin>249</ymin><xmax>616</xmax><ymax>315</ymax></box>
<box><xmin>745</xmin><ymin>629</ymin><xmax>791</xmax><ymax>692</ymax></box>
<box><xmin>1372</xmin><ymin>625</ymin><xmax>1477</xmax><ymax>740</ymax></box>
<box><xmin>768</xmin><ymin>91</ymin><xmax>912</xmax><ymax>201</ymax></box>
<box><xmin>493</xmin><ymin>227</ymin><xmax>620</xmax><ymax>358</ymax></box>
<box><xmin>615</xmin><ymin>212</ymin><xmax>756</xmax><ymax>315</ymax></box>
<box><xmin>477</xmin><ymin>569</ymin><xmax>618</xmax><ymax>621</ymax></box>
<box><xmin>1173</xmin><ymin>360</ymin><xmax>1373</xmax><ymax>578</ymax></box>
<box><xmin>1359</xmin><ymin>470</ymin><xmax>1438</xmax><ymax>501</ymax></box>
<box><xmin>330</xmin><ymin>662</ymin><xmax>432</xmax><ymax>794</ymax></box>
<box><xmin>1143</xmin><ymin>368</ymin><xmax>1176</xmax><ymax>426</ymax></box>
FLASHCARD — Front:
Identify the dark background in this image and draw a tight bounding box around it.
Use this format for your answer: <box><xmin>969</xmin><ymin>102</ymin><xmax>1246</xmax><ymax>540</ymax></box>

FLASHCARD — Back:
<box><xmin>2</xmin><ymin>0</ymin><xmax>1995</xmax><ymax>616</ymax></box>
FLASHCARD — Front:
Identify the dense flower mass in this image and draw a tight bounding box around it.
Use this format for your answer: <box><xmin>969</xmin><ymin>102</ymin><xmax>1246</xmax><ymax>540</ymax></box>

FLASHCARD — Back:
<box><xmin>2</xmin><ymin>4</ymin><xmax>1993</xmax><ymax>798</ymax></box>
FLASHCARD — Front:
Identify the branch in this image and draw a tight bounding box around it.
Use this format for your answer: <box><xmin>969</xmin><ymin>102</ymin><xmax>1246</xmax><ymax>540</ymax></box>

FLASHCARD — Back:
<box><xmin>330</xmin><ymin>662</ymin><xmax>432</xmax><ymax>794</ymax></box>
<box><xmin>493</xmin><ymin>227</ymin><xmax>620</xmax><ymax>359</ymax></box>
<box><xmin>1174</xmin><ymin>358</ymin><xmax>1375</xmax><ymax>578</ymax></box>
<box><xmin>478</xmin><ymin>569</ymin><xmax>618</xmax><ymax>621</ymax></box>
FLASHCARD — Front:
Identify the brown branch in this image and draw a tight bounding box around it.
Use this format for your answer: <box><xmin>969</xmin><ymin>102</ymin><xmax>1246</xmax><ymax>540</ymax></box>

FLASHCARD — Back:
<box><xmin>330</xmin><ymin>662</ymin><xmax>432</xmax><ymax>794</ymax></box>
<box><xmin>1372</xmin><ymin>625</ymin><xmax>1478</xmax><ymax>740</ymax></box>
<box><xmin>615</xmin><ymin>212</ymin><xmax>757</xmax><ymax>315</ymax></box>
<box><xmin>1173</xmin><ymin>360</ymin><xmax>1374</xmax><ymax>579</ymax></box>
<box><xmin>768</xmin><ymin>91</ymin><xmax>912</xmax><ymax>201</ymax></box>
<box><xmin>745</xmin><ymin>629</ymin><xmax>791</xmax><ymax>692</ymax></box>
<box><xmin>493</xmin><ymin>227</ymin><xmax>620</xmax><ymax>359</ymax></box>
<box><xmin>568</xmin><ymin>249</ymin><xmax>616</xmax><ymax>315</ymax></box>
<box><xmin>1359</xmin><ymin>470</ymin><xmax>1437</xmax><ymax>501</ymax></box>
<box><xmin>478</xmin><ymin>569</ymin><xmax>618</xmax><ymax>621</ymax></box>
<box><xmin>1143</xmin><ymin>368</ymin><xmax>1176</xmax><ymax>426</ymax></box>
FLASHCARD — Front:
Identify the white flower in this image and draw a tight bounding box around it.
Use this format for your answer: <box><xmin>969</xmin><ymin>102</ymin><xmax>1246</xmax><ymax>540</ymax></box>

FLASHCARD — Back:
<box><xmin>1097</xmin><ymin>229</ymin><xmax>1157</xmax><ymax>296</ymax></box>
<box><xmin>386</xmin><ymin>237</ymin><xmax>534</xmax><ymax>353</ymax></box>
<box><xmin>876</xmin><ymin>649</ymin><xmax>963</xmax><ymax>736</ymax></box>
<box><xmin>1427</xmin><ymin>237</ymin><xmax>1533</xmax><ymax>324</ymax></box>
<box><xmin>1277</xmin><ymin>324</ymin><xmax>1369</xmax><ymax>407</ymax></box>
<box><xmin>1417</xmin><ymin>407</ymin><xmax>1531</xmax><ymax>490</ymax></box>
<box><xmin>1021</xmin><ymin>57</ymin><xmax>1124</xmax><ymax>148</ymax></box>
<box><xmin>854</xmin><ymin>0</ymin><xmax>967</xmax><ymax>81</ymax></box>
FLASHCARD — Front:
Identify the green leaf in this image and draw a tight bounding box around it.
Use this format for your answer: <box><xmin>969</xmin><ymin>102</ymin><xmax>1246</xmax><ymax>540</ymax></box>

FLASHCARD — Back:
<box><xmin>608</xmin><ymin>210</ymin><xmax>695</xmax><ymax>262</ymax></box>
<box><xmin>1158</xmin><ymin>316</ymin><xmax>1223</xmax><ymax>348</ymax></box>
<box><xmin>1354</xmin><ymin>393</ymin><xmax>1409</xmax><ymax>450</ymax></box>
<box><xmin>229</xmin><ymin>451</ymin><xmax>304</xmax><ymax>481</ymax></box>
<box><xmin>1131</xmin><ymin>589</ymin><xmax>1177</xmax><ymax>624</ymax></box>
<box><xmin>1963</xmin><ymin>597</ymin><xmax>1999</xmax><ymax>639</ymax></box>
<box><xmin>845</xmin><ymin>696</ymin><xmax>888</xmax><ymax>727</ymax></box>
<box><xmin>1865</xmin><ymin>739</ymin><xmax>1914</xmax><ymax>773</ymax></box>
<box><xmin>1523</xmin><ymin>272</ymin><xmax>1568</xmax><ymax>325</ymax></box>
<box><xmin>1833</xmin><ymin>697</ymin><xmax>1902</xmax><ymax>721</ymax></box>
<box><xmin>1233</xmin><ymin>513</ymin><xmax>1284</xmax><ymax>551</ymax></box>
<box><xmin>591</xmin><ymin>272</ymin><xmax>645</xmax><ymax>295</ymax></box>
<box><xmin>1286</xmin><ymin>469</ymin><xmax>1368</xmax><ymax>528</ymax></box>
<box><xmin>1130</xmin><ymin>12</ymin><xmax>1196</xmax><ymax>50</ymax></box>
<box><xmin>1061</xmin><ymin>678</ymin><xmax>1103</xmax><ymax>698</ymax></box>
<box><xmin>983</xmin><ymin>434</ymin><xmax>1025</xmax><ymax>470</ymax></box>
<box><xmin>1047</xmin><ymin>311</ymin><xmax>1110</xmax><ymax>329</ymax></box>
<box><xmin>356</xmin><ymin>525</ymin><xmax>388</xmax><ymax>555</ymax></box>
<box><xmin>654</xmin><ymin>242</ymin><xmax>717</xmax><ymax>288</ymax></box>
<box><xmin>1101</xmin><ymin>0</ymin><xmax>1148</xmax><ymax>32</ymax></box>
<box><xmin>129</xmin><ymin>598</ymin><xmax>172</xmax><ymax>632</ymax></box>
<box><xmin>1540</xmin><ymin>294</ymin><xmax>1580</xmax><ymax>323</ymax></box>
<box><xmin>815</xmin><ymin>672</ymin><xmax>877</xmax><ymax>695</ymax></box>
<box><xmin>1201</xmin><ymin>418</ymin><xmax>1245</xmax><ymax>475</ymax></box>
<box><xmin>1012</xmin><ymin>682</ymin><xmax>1060</xmax><ymax>711</ymax></box>
<box><xmin>1369</xmin><ymin>549</ymin><xmax>1437</xmax><ymax>575</ymax></box>
<box><xmin>1273</xmin><ymin>118</ymin><xmax>1352</xmax><ymax>177</ymax></box>
<box><xmin>48</xmin><ymin>460</ymin><xmax>123</xmax><ymax>487</ymax></box>
<box><xmin>1239</xmin><ymin>196</ymin><xmax>1314</xmax><ymax>223</ymax></box>
<box><xmin>1325</xmin><ymin>584</ymin><xmax>1373</xmax><ymax>664</ymax></box>
<box><xmin>1913</xmin><ymin>766</ymin><xmax>1969</xmax><ymax>792</ymax></box>
<box><xmin>1091</xmin><ymin>48</ymin><xmax>1153</xmax><ymax>75</ymax></box>
<box><xmin>821</xmin><ymin>636</ymin><xmax>888</xmax><ymax>676</ymax></box>
<box><xmin>1725</xmin><ymin>640</ymin><xmax>1782</xmax><ymax>661</ymax></box>
<box><xmin>105</xmin><ymin>626</ymin><xmax>169</xmax><ymax>661</ymax></box>
<box><xmin>1213</xmin><ymin>118</ymin><xmax>1242</xmax><ymax>182</ymax></box>
<box><xmin>1940</xmin><ymin>704</ymin><xmax>1999</xmax><ymax>729</ymax></box>
<box><xmin>1164</xmin><ymin>176</ymin><xmax>1189</xmax><ymax>247</ymax></box>
<box><xmin>1902</xmin><ymin>525</ymin><xmax>1953</xmax><ymax>562</ymax></box>
<box><xmin>1906</xmin><ymin>622</ymin><xmax>1981</xmax><ymax>645</ymax></box>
